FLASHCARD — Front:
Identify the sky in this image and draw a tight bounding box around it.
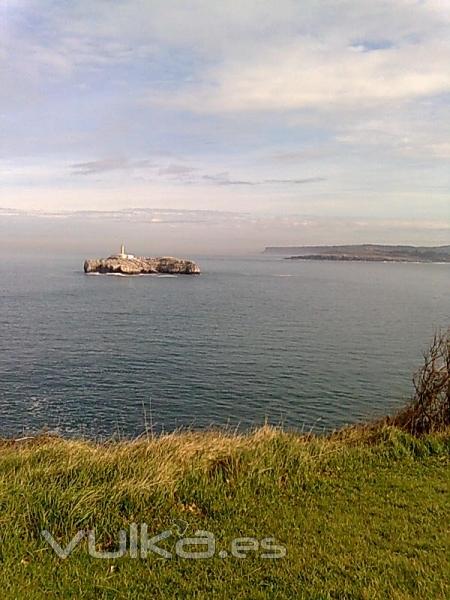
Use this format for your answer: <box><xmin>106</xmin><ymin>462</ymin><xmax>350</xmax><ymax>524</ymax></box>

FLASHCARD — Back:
<box><xmin>1</xmin><ymin>0</ymin><xmax>449</xmax><ymax>254</ymax></box>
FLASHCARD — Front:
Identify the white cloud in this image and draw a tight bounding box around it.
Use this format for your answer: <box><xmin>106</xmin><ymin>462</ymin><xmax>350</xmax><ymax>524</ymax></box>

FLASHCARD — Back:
<box><xmin>2</xmin><ymin>205</ymin><xmax>448</xmax><ymax>233</ymax></box>
<box><xmin>333</xmin><ymin>99</ymin><xmax>450</xmax><ymax>160</ymax></box>
<box><xmin>147</xmin><ymin>38</ymin><xmax>450</xmax><ymax>112</ymax></box>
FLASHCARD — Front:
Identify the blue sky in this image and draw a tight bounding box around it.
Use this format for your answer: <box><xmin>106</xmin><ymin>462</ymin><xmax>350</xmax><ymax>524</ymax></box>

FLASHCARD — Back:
<box><xmin>1</xmin><ymin>0</ymin><xmax>449</xmax><ymax>253</ymax></box>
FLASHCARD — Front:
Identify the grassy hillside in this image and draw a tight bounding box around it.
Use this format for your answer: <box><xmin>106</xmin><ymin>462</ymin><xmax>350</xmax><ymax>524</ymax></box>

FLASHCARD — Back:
<box><xmin>1</xmin><ymin>425</ymin><xmax>449</xmax><ymax>599</ymax></box>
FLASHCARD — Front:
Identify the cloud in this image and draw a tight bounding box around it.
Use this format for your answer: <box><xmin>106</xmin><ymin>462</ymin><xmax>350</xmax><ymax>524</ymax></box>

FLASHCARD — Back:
<box><xmin>2</xmin><ymin>0</ymin><xmax>450</xmax><ymax>228</ymax></box>
<box><xmin>265</xmin><ymin>177</ymin><xmax>326</xmax><ymax>185</ymax></box>
<box><xmin>333</xmin><ymin>99</ymin><xmax>450</xmax><ymax>160</ymax></box>
<box><xmin>71</xmin><ymin>158</ymin><xmax>130</xmax><ymax>175</ymax></box>
<box><xmin>202</xmin><ymin>173</ymin><xmax>325</xmax><ymax>186</ymax></box>
<box><xmin>157</xmin><ymin>164</ymin><xmax>198</xmax><ymax>177</ymax></box>
<box><xmin>71</xmin><ymin>158</ymin><xmax>154</xmax><ymax>175</ymax></box>
<box><xmin>8</xmin><ymin>1</ymin><xmax>450</xmax><ymax>114</ymax></box>
<box><xmin>202</xmin><ymin>173</ymin><xmax>254</xmax><ymax>186</ymax></box>
<box><xmin>2</xmin><ymin>205</ymin><xmax>448</xmax><ymax>233</ymax></box>
<box><xmin>147</xmin><ymin>38</ymin><xmax>450</xmax><ymax>113</ymax></box>
<box><xmin>0</xmin><ymin>205</ymin><xmax>253</xmax><ymax>225</ymax></box>
<box><xmin>350</xmin><ymin>40</ymin><xmax>395</xmax><ymax>52</ymax></box>
<box><xmin>68</xmin><ymin>159</ymin><xmax>324</xmax><ymax>186</ymax></box>
<box><xmin>0</xmin><ymin>207</ymin><xmax>23</xmax><ymax>216</ymax></box>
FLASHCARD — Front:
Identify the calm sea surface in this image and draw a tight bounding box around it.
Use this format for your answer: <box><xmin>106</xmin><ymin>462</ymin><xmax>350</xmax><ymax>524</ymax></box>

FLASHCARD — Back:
<box><xmin>1</xmin><ymin>254</ymin><xmax>449</xmax><ymax>438</ymax></box>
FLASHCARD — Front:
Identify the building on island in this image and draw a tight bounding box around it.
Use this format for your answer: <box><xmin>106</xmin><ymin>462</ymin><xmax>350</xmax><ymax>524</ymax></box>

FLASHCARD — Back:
<box><xmin>111</xmin><ymin>244</ymin><xmax>135</xmax><ymax>259</ymax></box>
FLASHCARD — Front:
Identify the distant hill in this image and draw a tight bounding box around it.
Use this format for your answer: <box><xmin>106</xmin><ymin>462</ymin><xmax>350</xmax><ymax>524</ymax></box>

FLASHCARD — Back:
<box><xmin>263</xmin><ymin>244</ymin><xmax>450</xmax><ymax>262</ymax></box>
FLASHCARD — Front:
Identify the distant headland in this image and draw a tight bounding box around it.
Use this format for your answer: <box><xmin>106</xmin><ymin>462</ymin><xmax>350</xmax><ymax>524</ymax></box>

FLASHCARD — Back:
<box><xmin>84</xmin><ymin>245</ymin><xmax>201</xmax><ymax>275</ymax></box>
<box><xmin>263</xmin><ymin>244</ymin><xmax>450</xmax><ymax>263</ymax></box>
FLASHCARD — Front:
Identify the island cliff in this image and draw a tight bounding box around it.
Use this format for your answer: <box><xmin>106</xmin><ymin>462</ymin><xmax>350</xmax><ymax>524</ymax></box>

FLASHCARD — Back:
<box><xmin>84</xmin><ymin>256</ymin><xmax>201</xmax><ymax>275</ymax></box>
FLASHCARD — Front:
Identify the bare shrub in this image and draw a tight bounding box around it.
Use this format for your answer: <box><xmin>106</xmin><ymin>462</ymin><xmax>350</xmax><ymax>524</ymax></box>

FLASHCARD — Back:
<box><xmin>392</xmin><ymin>329</ymin><xmax>450</xmax><ymax>435</ymax></box>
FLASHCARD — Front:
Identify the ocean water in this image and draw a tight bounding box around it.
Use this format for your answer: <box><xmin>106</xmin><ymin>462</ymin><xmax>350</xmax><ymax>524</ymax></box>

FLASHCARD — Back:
<box><xmin>1</xmin><ymin>254</ymin><xmax>449</xmax><ymax>438</ymax></box>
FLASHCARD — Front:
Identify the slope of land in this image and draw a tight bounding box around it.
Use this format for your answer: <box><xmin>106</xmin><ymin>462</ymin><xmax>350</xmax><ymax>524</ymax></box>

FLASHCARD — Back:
<box><xmin>1</xmin><ymin>426</ymin><xmax>449</xmax><ymax>599</ymax></box>
<box><xmin>264</xmin><ymin>244</ymin><xmax>450</xmax><ymax>262</ymax></box>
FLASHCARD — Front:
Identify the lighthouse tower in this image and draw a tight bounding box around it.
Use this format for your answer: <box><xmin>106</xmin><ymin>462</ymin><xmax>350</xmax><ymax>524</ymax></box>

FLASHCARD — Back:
<box><xmin>118</xmin><ymin>244</ymin><xmax>134</xmax><ymax>259</ymax></box>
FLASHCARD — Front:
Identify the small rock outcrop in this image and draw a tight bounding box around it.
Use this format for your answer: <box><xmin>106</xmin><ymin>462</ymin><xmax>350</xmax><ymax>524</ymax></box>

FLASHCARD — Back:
<box><xmin>84</xmin><ymin>256</ymin><xmax>201</xmax><ymax>275</ymax></box>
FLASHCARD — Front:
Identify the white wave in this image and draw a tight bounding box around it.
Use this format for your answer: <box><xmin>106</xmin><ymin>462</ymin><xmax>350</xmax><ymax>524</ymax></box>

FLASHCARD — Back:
<box><xmin>105</xmin><ymin>272</ymin><xmax>145</xmax><ymax>277</ymax></box>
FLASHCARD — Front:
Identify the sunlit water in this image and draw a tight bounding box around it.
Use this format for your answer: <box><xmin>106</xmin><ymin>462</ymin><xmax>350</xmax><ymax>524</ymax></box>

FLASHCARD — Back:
<box><xmin>1</xmin><ymin>254</ymin><xmax>449</xmax><ymax>438</ymax></box>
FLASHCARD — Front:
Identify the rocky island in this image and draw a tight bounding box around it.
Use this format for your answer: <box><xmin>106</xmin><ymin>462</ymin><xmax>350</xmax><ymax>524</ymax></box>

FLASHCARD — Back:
<box><xmin>84</xmin><ymin>245</ymin><xmax>201</xmax><ymax>275</ymax></box>
<box><xmin>264</xmin><ymin>244</ymin><xmax>450</xmax><ymax>263</ymax></box>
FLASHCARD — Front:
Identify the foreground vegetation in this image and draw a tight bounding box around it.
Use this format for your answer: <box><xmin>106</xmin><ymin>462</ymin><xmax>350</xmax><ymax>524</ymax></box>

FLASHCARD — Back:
<box><xmin>1</xmin><ymin>331</ymin><xmax>449</xmax><ymax>598</ymax></box>
<box><xmin>0</xmin><ymin>425</ymin><xmax>449</xmax><ymax>599</ymax></box>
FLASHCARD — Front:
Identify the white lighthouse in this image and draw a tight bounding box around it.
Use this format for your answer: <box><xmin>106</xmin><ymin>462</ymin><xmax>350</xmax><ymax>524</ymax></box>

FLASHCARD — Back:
<box><xmin>117</xmin><ymin>243</ymin><xmax>135</xmax><ymax>259</ymax></box>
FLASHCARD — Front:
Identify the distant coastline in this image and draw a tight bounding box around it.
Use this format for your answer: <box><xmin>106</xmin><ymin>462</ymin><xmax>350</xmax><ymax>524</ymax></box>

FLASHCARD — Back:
<box><xmin>264</xmin><ymin>244</ymin><xmax>450</xmax><ymax>263</ymax></box>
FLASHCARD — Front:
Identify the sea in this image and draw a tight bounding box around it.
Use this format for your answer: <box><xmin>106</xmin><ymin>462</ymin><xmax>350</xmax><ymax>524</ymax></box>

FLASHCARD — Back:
<box><xmin>1</xmin><ymin>254</ymin><xmax>449</xmax><ymax>438</ymax></box>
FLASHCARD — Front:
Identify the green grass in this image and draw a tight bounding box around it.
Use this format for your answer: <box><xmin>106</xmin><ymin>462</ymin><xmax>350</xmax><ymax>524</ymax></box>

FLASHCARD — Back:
<box><xmin>0</xmin><ymin>426</ymin><xmax>449</xmax><ymax>599</ymax></box>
